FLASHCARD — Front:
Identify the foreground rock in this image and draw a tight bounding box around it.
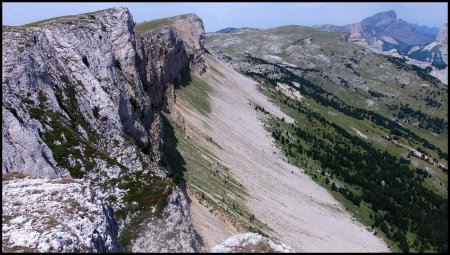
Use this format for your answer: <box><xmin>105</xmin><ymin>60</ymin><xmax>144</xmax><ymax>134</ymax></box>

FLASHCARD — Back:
<box><xmin>131</xmin><ymin>186</ymin><xmax>202</xmax><ymax>252</ymax></box>
<box><xmin>2</xmin><ymin>173</ymin><xmax>120</xmax><ymax>252</ymax></box>
<box><xmin>211</xmin><ymin>233</ymin><xmax>293</xmax><ymax>253</ymax></box>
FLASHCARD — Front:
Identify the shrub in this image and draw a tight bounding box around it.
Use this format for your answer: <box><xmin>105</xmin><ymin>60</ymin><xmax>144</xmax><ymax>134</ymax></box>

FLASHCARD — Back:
<box><xmin>115</xmin><ymin>60</ymin><xmax>122</xmax><ymax>71</ymax></box>
<box><xmin>92</xmin><ymin>105</ymin><xmax>100</xmax><ymax>119</ymax></box>
<box><xmin>38</xmin><ymin>91</ymin><xmax>47</xmax><ymax>102</ymax></box>
<box><xmin>60</xmin><ymin>74</ymin><xmax>70</xmax><ymax>84</ymax></box>
<box><xmin>38</xmin><ymin>90</ymin><xmax>47</xmax><ymax>107</ymax></box>
<box><xmin>21</xmin><ymin>97</ymin><xmax>34</xmax><ymax>105</ymax></box>
<box><xmin>6</xmin><ymin>107</ymin><xmax>18</xmax><ymax>118</ymax></box>
<box><xmin>29</xmin><ymin>107</ymin><xmax>45</xmax><ymax>119</ymax></box>
<box><xmin>158</xmin><ymin>158</ymin><xmax>167</xmax><ymax>168</ymax></box>
<box><xmin>82</xmin><ymin>56</ymin><xmax>89</xmax><ymax>67</ymax></box>
<box><xmin>129</xmin><ymin>96</ymin><xmax>139</xmax><ymax>112</ymax></box>
<box><xmin>84</xmin><ymin>160</ymin><xmax>97</xmax><ymax>171</ymax></box>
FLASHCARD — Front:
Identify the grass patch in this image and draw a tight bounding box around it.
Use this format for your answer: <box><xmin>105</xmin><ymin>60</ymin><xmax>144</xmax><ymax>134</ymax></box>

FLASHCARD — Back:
<box><xmin>21</xmin><ymin>9</ymin><xmax>101</xmax><ymax>27</ymax></box>
<box><xmin>135</xmin><ymin>14</ymin><xmax>201</xmax><ymax>36</ymax></box>
<box><xmin>2</xmin><ymin>246</ymin><xmax>37</xmax><ymax>253</ymax></box>
<box><xmin>118</xmin><ymin>208</ymin><xmax>152</xmax><ymax>251</ymax></box>
<box><xmin>51</xmin><ymin>178</ymin><xmax>82</xmax><ymax>185</ymax></box>
<box><xmin>135</xmin><ymin>18</ymin><xmax>173</xmax><ymax>35</ymax></box>
<box><xmin>21</xmin><ymin>96</ymin><xmax>34</xmax><ymax>105</ymax></box>
<box><xmin>176</xmin><ymin>75</ymin><xmax>213</xmax><ymax>115</ymax></box>
<box><xmin>29</xmin><ymin>105</ymin><xmax>124</xmax><ymax>178</ymax></box>
<box><xmin>2</xmin><ymin>172</ymin><xmax>29</xmax><ymax>181</ymax></box>
<box><xmin>116</xmin><ymin>172</ymin><xmax>173</xmax><ymax>251</ymax></box>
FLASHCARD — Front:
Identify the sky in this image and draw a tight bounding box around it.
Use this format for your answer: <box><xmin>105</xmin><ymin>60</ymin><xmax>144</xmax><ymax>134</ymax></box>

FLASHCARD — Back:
<box><xmin>2</xmin><ymin>2</ymin><xmax>448</xmax><ymax>32</ymax></box>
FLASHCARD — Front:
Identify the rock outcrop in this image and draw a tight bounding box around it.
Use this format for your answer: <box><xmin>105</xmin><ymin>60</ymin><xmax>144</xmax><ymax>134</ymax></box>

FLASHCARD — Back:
<box><xmin>211</xmin><ymin>233</ymin><xmax>293</xmax><ymax>253</ymax></box>
<box><xmin>359</xmin><ymin>10</ymin><xmax>398</xmax><ymax>44</ymax></box>
<box><xmin>344</xmin><ymin>23</ymin><xmax>364</xmax><ymax>43</ymax></box>
<box><xmin>2</xmin><ymin>7</ymin><xmax>205</xmax><ymax>178</ymax></box>
<box><xmin>131</xmin><ymin>186</ymin><xmax>202</xmax><ymax>252</ymax></box>
<box><xmin>315</xmin><ymin>10</ymin><xmax>446</xmax><ymax>81</ymax></box>
<box><xmin>408</xmin><ymin>23</ymin><xmax>448</xmax><ymax>69</ymax></box>
<box><xmin>434</xmin><ymin>23</ymin><xmax>448</xmax><ymax>64</ymax></box>
<box><xmin>172</xmin><ymin>14</ymin><xmax>206</xmax><ymax>74</ymax></box>
<box><xmin>316</xmin><ymin>10</ymin><xmax>436</xmax><ymax>51</ymax></box>
<box><xmin>2</xmin><ymin>7</ymin><xmax>150</xmax><ymax>178</ymax></box>
<box><xmin>2</xmin><ymin>174</ymin><xmax>121</xmax><ymax>253</ymax></box>
<box><xmin>2</xmin><ymin>7</ymin><xmax>205</xmax><ymax>252</ymax></box>
<box><xmin>354</xmin><ymin>10</ymin><xmax>435</xmax><ymax>47</ymax></box>
<box><xmin>436</xmin><ymin>23</ymin><xmax>448</xmax><ymax>45</ymax></box>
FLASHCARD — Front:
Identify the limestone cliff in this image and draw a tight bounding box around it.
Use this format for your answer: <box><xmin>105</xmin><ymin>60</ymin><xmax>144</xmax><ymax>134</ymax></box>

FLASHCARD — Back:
<box><xmin>2</xmin><ymin>7</ymin><xmax>205</xmax><ymax>252</ymax></box>
<box><xmin>408</xmin><ymin>23</ymin><xmax>448</xmax><ymax>70</ymax></box>
<box><xmin>316</xmin><ymin>10</ymin><xmax>436</xmax><ymax>53</ymax></box>
<box><xmin>434</xmin><ymin>23</ymin><xmax>448</xmax><ymax>64</ymax></box>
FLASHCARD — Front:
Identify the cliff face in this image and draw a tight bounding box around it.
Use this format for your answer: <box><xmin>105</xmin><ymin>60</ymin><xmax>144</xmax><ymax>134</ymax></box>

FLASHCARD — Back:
<box><xmin>408</xmin><ymin>23</ymin><xmax>448</xmax><ymax>71</ymax></box>
<box><xmin>2</xmin><ymin>7</ymin><xmax>205</xmax><ymax>252</ymax></box>
<box><xmin>2</xmin><ymin>7</ymin><xmax>202</xmax><ymax>177</ymax></box>
<box><xmin>172</xmin><ymin>14</ymin><xmax>206</xmax><ymax>74</ymax></box>
<box><xmin>436</xmin><ymin>23</ymin><xmax>448</xmax><ymax>45</ymax></box>
<box><xmin>314</xmin><ymin>10</ymin><xmax>446</xmax><ymax>77</ymax></box>
<box><xmin>343</xmin><ymin>23</ymin><xmax>364</xmax><ymax>43</ymax></box>
<box><xmin>3</xmin><ymin>8</ymin><xmax>145</xmax><ymax>177</ymax></box>
<box><xmin>358</xmin><ymin>10</ymin><xmax>434</xmax><ymax>46</ymax></box>
<box><xmin>360</xmin><ymin>10</ymin><xmax>398</xmax><ymax>44</ymax></box>
<box><xmin>434</xmin><ymin>23</ymin><xmax>448</xmax><ymax>65</ymax></box>
<box><xmin>316</xmin><ymin>10</ymin><xmax>435</xmax><ymax>52</ymax></box>
<box><xmin>383</xmin><ymin>19</ymin><xmax>435</xmax><ymax>46</ymax></box>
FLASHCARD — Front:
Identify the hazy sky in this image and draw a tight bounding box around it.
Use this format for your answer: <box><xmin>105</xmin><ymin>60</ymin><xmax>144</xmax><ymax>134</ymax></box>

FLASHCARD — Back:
<box><xmin>2</xmin><ymin>2</ymin><xmax>448</xmax><ymax>32</ymax></box>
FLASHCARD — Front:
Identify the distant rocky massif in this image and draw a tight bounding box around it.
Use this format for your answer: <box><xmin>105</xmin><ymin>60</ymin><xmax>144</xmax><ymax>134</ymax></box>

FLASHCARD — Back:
<box><xmin>314</xmin><ymin>10</ymin><xmax>448</xmax><ymax>83</ymax></box>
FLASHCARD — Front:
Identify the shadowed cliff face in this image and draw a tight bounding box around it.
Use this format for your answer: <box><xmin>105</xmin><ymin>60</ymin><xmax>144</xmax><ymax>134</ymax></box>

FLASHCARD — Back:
<box><xmin>2</xmin><ymin>7</ymin><xmax>205</xmax><ymax>252</ymax></box>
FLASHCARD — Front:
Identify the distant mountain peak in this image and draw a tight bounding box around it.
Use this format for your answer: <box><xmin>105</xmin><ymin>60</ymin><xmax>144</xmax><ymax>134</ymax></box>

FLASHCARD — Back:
<box><xmin>361</xmin><ymin>10</ymin><xmax>397</xmax><ymax>28</ymax></box>
<box><xmin>384</xmin><ymin>10</ymin><xmax>397</xmax><ymax>17</ymax></box>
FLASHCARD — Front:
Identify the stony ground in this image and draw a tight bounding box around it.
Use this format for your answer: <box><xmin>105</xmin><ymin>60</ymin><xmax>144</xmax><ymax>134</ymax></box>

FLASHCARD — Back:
<box><xmin>211</xmin><ymin>232</ymin><xmax>292</xmax><ymax>253</ymax></box>
<box><xmin>2</xmin><ymin>173</ymin><xmax>120</xmax><ymax>253</ymax></box>
<box><xmin>188</xmin><ymin>189</ymin><xmax>237</xmax><ymax>252</ymax></box>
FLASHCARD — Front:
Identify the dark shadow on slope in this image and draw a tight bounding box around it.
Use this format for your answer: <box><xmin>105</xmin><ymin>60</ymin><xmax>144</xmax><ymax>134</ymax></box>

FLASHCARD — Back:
<box><xmin>161</xmin><ymin>114</ymin><xmax>206</xmax><ymax>251</ymax></box>
<box><xmin>174</xmin><ymin>66</ymin><xmax>192</xmax><ymax>90</ymax></box>
<box><xmin>161</xmin><ymin>114</ymin><xmax>186</xmax><ymax>186</ymax></box>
